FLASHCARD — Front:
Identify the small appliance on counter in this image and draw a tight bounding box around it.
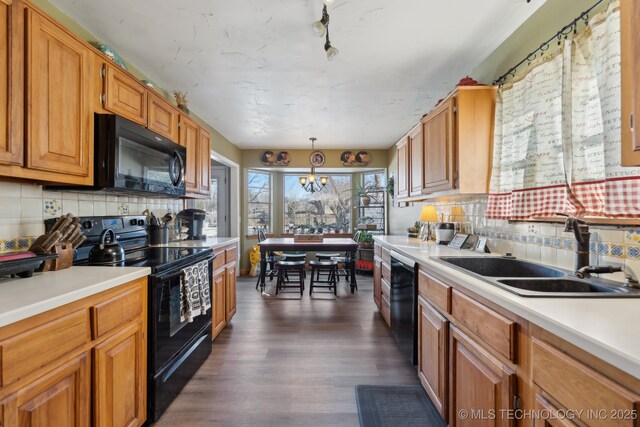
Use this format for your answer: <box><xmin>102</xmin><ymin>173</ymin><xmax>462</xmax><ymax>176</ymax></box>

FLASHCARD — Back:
<box><xmin>177</xmin><ymin>209</ymin><xmax>207</xmax><ymax>240</ymax></box>
<box><xmin>435</xmin><ymin>222</ymin><xmax>455</xmax><ymax>245</ymax></box>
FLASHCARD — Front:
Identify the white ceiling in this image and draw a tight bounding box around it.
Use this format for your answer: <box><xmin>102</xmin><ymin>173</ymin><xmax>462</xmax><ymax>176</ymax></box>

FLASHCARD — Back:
<box><xmin>51</xmin><ymin>0</ymin><xmax>544</xmax><ymax>149</ymax></box>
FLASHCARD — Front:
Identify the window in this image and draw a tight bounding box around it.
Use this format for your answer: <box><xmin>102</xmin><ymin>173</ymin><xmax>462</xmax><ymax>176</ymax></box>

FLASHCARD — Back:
<box><xmin>247</xmin><ymin>170</ymin><xmax>272</xmax><ymax>233</ymax></box>
<box><xmin>283</xmin><ymin>174</ymin><xmax>352</xmax><ymax>233</ymax></box>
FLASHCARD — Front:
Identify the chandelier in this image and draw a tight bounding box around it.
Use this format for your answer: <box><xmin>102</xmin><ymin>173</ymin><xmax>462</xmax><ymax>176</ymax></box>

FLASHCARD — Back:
<box><xmin>312</xmin><ymin>2</ymin><xmax>339</xmax><ymax>61</ymax></box>
<box><xmin>299</xmin><ymin>138</ymin><xmax>328</xmax><ymax>193</ymax></box>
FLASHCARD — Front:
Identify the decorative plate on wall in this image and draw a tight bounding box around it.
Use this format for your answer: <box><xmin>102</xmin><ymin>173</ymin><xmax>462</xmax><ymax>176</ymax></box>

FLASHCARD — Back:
<box><xmin>261</xmin><ymin>151</ymin><xmax>291</xmax><ymax>166</ymax></box>
<box><xmin>309</xmin><ymin>151</ymin><xmax>325</xmax><ymax>167</ymax></box>
<box><xmin>341</xmin><ymin>151</ymin><xmax>370</xmax><ymax>166</ymax></box>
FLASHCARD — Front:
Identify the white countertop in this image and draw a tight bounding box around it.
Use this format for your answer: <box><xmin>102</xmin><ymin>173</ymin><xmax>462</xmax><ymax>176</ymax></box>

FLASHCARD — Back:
<box><xmin>374</xmin><ymin>235</ymin><xmax>640</xmax><ymax>379</ymax></box>
<box><xmin>0</xmin><ymin>266</ymin><xmax>151</xmax><ymax>328</ymax></box>
<box><xmin>150</xmin><ymin>236</ymin><xmax>239</xmax><ymax>249</ymax></box>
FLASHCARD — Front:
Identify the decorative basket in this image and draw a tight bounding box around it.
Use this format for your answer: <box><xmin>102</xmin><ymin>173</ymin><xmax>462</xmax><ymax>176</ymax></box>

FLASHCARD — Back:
<box><xmin>293</xmin><ymin>234</ymin><xmax>324</xmax><ymax>242</ymax></box>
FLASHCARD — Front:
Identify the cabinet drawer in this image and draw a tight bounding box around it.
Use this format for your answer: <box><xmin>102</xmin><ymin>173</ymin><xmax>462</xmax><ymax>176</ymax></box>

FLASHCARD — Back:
<box><xmin>532</xmin><ymin>339</ymin><xmax>640</xmax><ymax>427</ymax></box>
<box><xmin>418</xmin><ymin>269</ymin><xmax>451</xmax><ymax>313</ymax></box>
<box><xmin>381</xmin><ymin>294</ymin><xmax>391</xmax><ymax>327</ymax></box>
<box><xmin>374</xmin><ymin>244</ymin><xmax>382</xmax><ymax>257</ymax></box>
<box><xmin>451</xmin><ymin>289</ymin><xmax>515</xmax><ymax>361</ymax></box>
<box><xmin>225</xmin><ymin>248</ymin><xmax>237</xmax><ymax>264</ymax></box>
<box><xmin>381</xmin><ymin>247</ymin><xmax>391</xmax><ymax>264</ymax></box>
<box><xmin>381</xmin><ymin>262</ymin><xmax>391</xmax><ymax>282</ymax></box>
<box><xmin>381</xmin><ymin>277</ymin><xmax>391</xmax><ymax>298</ymax></box>
<box><xmin>0</xmin><ymin>309</ymin><xmax>90</xmax><ymax>386</ymax></box>
<box><xmin>213</xmin><ymin>250</ymin><xmax>225</xmax><ymax>271</ymax></box>
<box><xmin>103</xmin><ymin>64</ymin><xmax>147</xmax><ymax>125</ymax></box>
<box><xmin>91</xmin><ymin>286</ymin><xmax>143</xmax><ymax>339</ymax></box>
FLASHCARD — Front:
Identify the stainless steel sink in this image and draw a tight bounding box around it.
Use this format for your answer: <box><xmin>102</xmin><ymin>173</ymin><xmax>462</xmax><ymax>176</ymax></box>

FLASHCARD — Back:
<box><xmin>434</xmin><ymin>256</ymin><xmax>640</xmax><ymax>298</ymax></box>
<box><xmin>437</xmin><ymin>256</ymin><xmax>565</xmax><ymax>278</ymax></box>
<box><xmin>497</xmin><ymin>278</ymin><xmax>631</xmax><ymax>294</ymax></box>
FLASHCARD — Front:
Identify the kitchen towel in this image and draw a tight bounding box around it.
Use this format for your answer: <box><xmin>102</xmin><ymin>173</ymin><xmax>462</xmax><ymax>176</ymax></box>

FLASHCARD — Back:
<box><xmin>180</xmin><ymin>259</ymin><xmax>211</xmax><ymax>322</ymax></box>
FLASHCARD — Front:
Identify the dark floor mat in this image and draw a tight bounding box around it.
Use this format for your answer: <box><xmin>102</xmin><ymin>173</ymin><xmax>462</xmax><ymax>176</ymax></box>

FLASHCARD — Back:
<box><xmin>355</xmin><ymin>385</ymin><xmax>446</xmax><ymax>427</ymax></box>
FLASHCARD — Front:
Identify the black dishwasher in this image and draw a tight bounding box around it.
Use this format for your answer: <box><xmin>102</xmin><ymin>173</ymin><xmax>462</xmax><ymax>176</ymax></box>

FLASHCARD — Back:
<box><xmin>390</xmin><ymin>252</ymin><xmax>418</xmax><ymax>366</ymax></box>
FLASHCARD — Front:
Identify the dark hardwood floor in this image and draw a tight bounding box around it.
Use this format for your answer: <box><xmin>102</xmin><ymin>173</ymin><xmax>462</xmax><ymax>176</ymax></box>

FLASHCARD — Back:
<box><xmin>154</xmin><ymin>274</ymin><xmax>419</xmax><ymax>427</ymax></box>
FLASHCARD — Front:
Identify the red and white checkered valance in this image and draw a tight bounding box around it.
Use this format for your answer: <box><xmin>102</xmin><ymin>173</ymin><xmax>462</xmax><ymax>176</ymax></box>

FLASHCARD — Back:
<box><xmin>488</xmin><ymin>1</ymin><xmax>640</xmax><ymax>220</ymax></box>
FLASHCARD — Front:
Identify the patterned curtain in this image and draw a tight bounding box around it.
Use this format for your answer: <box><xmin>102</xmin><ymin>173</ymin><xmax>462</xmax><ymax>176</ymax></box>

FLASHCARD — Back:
<box><xmin>487</xmin><ymin>1</ymin><xmax>640</xmax><ymax>220</ymax></box>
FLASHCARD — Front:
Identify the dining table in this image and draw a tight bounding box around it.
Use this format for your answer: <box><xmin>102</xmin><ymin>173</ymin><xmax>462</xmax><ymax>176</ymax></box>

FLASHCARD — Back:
<box><xmin>257</xmin><ymin>237</ymin><xmax>359</xmax><ymax>293</ymax></box>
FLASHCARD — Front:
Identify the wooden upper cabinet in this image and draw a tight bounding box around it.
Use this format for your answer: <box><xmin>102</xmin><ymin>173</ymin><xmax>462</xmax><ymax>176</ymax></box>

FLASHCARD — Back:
<box><xmin>103</xmin><ymin>64</ymin><xmax>147</xmax><ymax>126</ymax></box>
<box><xmin>621</xmin><ymin>0</ymin><xmax>640</xmax><ymax>165</ymax></box>
<box><xmin>198</xmin><ymin>128</ymin><xmax>211</xmax><ymax>195</ymax></box>
<box><xmin>409</xmin><ymin>124</ymin><xmax>424</xmax><ymax>197</ymax></box>
<box><xmin>396</xmin><ymin>136</ymin><xmax>409</xmax><ymax>199</ymax></box>
<box><xmin>147</xmin><ymin>91</ymin><xmax>179</xmax><ymax>142</ymax></box>
<box><xmin>26</xmin><ymin>7</ymin><xmax>92</xmax><ymax>180</ymax></box>
<box><xmin>0</xmin><ymin>0</ymin><xmax>24</xmax><ymax>167</ymax></box>
<box><xmin>418</xmin><ymin>297</ymin><xmax>449</xmax><ymax>423</ymax></box>
<box><xmin>179</xmin><ymin>114</ymin><xmax>199</xmax><ymax>194</ymax></box>
<box><xmin>422</xmin><ymin>97</ymin><xmax>455</xmax><ymax>193</ymax></box>
<box><xmin>449</xmin><ymin>326</ymin><xmax>515</xmax><ymax>427</ymax></box>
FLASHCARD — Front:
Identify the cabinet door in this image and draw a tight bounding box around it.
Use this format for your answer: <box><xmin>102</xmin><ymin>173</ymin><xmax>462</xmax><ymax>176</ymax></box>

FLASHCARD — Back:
<box><xmin>449</xmin><ymin>326</ymin><xmax>515</xmax><ymax>427</ymax></box>
<box><xmin>147</xmin><ymin>91</ymin><xmax>178</xmax><ymax>142</ymax></box>
<box><xmin>621</xmin><ymin>0</ymin><xmax>640</xmax><ymax>165</ymax></box>
<box><xmin>103</xmin><ymin>64</ymin><xmax>146</xmax><ymax>125</ymax></box>
<box><xmin>396</xmin><ymin>137</ymin><xmax>409</xmax><ymax>199</ymax></box>
<box><xmin>0</xmin><ymin>0</ymin><xmax>23</xmax><ymax>166</ymax></box>
<box><xmin>1</xmin><ymin>352</ymin><xmax>90</xmax><ymax>427</ymax></box>
<box><xmin>423</xmin><ymin>97</ymin><xmax>456</xmax><ymax>193</ymax></box>
<box><xmin>179</xmin><ymin>115</ymin><xmax>199</xmax><ymax>194</ymax></box>
<box><xmin>212</xmin><ymin>270</ymin><xmax>226</xmax><ymax>339</ymax></box>
<box><xmin>409</xmin><ymin>125</ymin><xmax>424</xmax><ymax>197</ymax></box>
<box><xmin>418</xmin><ymin>297</ymin><xmax>448</xmax><ymax>422</ymax></box>
<box><xmin>373</xmin><ymin>258</ymin><xmax>381</xmax><ymax>309</ymax></box>
<box><xmin>26</xmin><ymin>8</ymin><xmax>91</xmax><ymax>178</ymax></box>
<box><xmin>533</xmin><ymin>394</ymin><xmax>578</xmax><ymax>427</ymax></box>
<box><xmin>93</xmin><ymin>323</ymin><xmax>145</xmax><ymax>427</ymax></box>
<box><xmin>225</xmin><ymin>265</ymin><xmax>237</xmax><ymax>322</ymax></box>
<box><xmin>198</xmin><ymin>128</ymin><xmax>211</xmax><ymax>195</ymax></box>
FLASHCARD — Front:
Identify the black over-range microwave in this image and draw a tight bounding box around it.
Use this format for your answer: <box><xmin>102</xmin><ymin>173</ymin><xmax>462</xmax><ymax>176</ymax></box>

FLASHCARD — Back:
<box><xmin>48</xmin><ymin>114</ymin><xmax>187</xmax><ymax>197</ymax></box>
<box><xmin>94</xmin><ymin>114</ymin><xmax>186</xmax><ymax>197</ymax></box>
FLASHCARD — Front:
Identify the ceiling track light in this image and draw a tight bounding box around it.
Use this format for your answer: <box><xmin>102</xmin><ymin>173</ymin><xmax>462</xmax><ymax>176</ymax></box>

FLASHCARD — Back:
<box><xmin>312</xmin><ymin>3</ymin><xmax>339</xmax><ymax>61</ymax></box>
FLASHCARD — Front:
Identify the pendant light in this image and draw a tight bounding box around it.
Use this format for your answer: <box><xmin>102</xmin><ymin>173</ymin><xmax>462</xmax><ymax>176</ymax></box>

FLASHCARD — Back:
<box><xmin>312</xmin><ymin>3</ymin><xmax>339</xmax><ymax>61</ymax></box>
<box><xmin>299</xmin><ymin>138</ymin><xmax>329</xmax><ymax>193</ymax></box>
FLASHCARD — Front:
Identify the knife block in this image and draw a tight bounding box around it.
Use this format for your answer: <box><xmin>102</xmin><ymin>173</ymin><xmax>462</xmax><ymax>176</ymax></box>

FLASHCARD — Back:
<box><xmin>37</xmin><ymin>241</ymin><xmax>74</xmax><ymax>272</ymax></box>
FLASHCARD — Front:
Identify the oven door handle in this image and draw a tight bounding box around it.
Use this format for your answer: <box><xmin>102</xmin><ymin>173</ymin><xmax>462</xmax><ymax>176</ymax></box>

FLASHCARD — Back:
<box><xmin>151</xmin><ymin>254</ymin><xmax>215</xmax><ymax>282</ymax></box>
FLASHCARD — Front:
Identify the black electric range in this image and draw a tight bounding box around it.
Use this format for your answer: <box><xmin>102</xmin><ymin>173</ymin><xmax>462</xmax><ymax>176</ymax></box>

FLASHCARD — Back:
<box><xmin>46</xmin><ymin>215</ymin><xmax>215</xmax><ymax>422</ymax></box>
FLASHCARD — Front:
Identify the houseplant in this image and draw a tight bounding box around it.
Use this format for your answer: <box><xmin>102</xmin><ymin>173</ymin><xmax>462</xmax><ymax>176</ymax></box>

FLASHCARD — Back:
<box><xmin>407</xmin><ymin>221</ymin><xmax>421</xmax><ymax>238</ymax></box>
<box><xmin>354</xmin><ymin>183</ymin><xmax>371</xmax><ymax>206</ymax></box>
<box><xmin>358</xmin><ymin>231</ymin><xmax>375</xmax><ymax>248</ymax></box>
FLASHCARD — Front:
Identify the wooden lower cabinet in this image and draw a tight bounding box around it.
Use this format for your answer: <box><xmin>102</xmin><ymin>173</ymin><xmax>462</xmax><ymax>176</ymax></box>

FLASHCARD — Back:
<box><xmin>212</xmin><ymin>269</ymin><xmax>226</xmax><ymax>338</ymax></box>
<box><xmin>225</xmin><ymin>265</ymin><xmax>237</xmax><ymax>322</ymax></box>
<box><xmin>373</xmin><ymin>258</ymin><xmax>382</xmax><ymax>309</ymax></box>
<box><xmin>0</xmin><ymin>278</ymin><xmax>147</xmax><ymax>427</ymax></box>
<box><xmin>533</xmin><ymin>394</ymin><xmax>578</xmax><ymax>427</ymax></box>
<box><xmin>418</xmin><ymin>297</ymin><xmax>448</xmax><ymax>422</ymax></box>
<box><xmin>1</xmin><ymin>352</ymin><xmax>90</xmax><ymax>427</ymax></box>
<box><xmin>93</xmin><ymin>323</ymin><xmax>145</xmax><ymax>427</ymax></box>
<box><xmin>449</xmin><ymin>326</ymin><xmax>516</xmax><ymax>427</ymax></box>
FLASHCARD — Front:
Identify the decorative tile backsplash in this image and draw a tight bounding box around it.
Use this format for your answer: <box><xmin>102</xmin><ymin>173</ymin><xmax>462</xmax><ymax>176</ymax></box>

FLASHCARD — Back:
<box><xmin>0</xmin><ymin>181</ymin><xmax>184</xmax><ymax>253</ymax></box>
<box><xmin>418</xmin><ymin>195</ymin><xmax>640</xmax><ymax>284</ymax></box>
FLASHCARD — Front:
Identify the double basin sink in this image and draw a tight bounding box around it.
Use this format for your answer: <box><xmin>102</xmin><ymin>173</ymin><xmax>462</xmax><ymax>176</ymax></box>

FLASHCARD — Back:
<box><xmin>434</xmin><ymin>256</ymin><xmax>640</xmax><ymax>298</ymax></box>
